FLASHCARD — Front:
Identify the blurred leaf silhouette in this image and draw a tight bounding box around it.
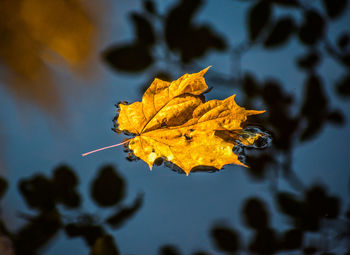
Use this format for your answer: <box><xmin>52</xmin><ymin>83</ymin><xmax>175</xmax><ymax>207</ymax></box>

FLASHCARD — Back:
<box><xmin>296</xmin><ymin>51</ymin><xmax>320</xmax><ymax>71</ymax></box>
<box><xmin>277</xmin><ymin>184</ymin><xmax>340</xmax><ymax>231</ymax></box>
<box><xmin>337</xmin><ymin>33</ymin><xmax>350</xmax><ymax>50</ymax></box>
<box><xmin>210</xmin><ymin>226</ymin><xmax>240</xmax><ymax>253</ymax></box>
<box><xmin>159</xmin><ymin>245</ymin><xmax>181</xmax><ymax>255</ymax></box>
<box><xmin>0</xmin><ymin>164</ymin><xmax>142</xmax><ymax>255</ymax></box>
<box><xmin>242</xmin><ymin>198</ymin><xmax>270</xmax><ymax>230</ymax></box>
<box><xmin>298</xmin><ymin>10</ymin><xmax>325</xmax><ymax>46</ymax></box>
<box><xmin>164</xmin><ymin>0</ymin><xmax>226</xmax><ymax>63</ymax></box>
<box><xmin>322</xmin><ymin>0</ymin><xmax>347</xmax><ymax>18</ymax></box>
<box><xmin>14</xmin><ymin>210</ymin><xmax>62</xmax><ymax>255</ymax></box>
<box><xmin>336</xmin><ymin>74</ymin><xmax>350</xmax><ymax>97</ymax></box>
<box><xmin>0</xmin><ymin>177</ymin><xmax>8</xmax><ymax>199</ymax></box>
<box><xmin>244</xmin><ymin>153</ymin><xmax>275</xmax><ymax>180</ymax></box>
<box><xmin>247</xmin><ymin>1</ymin><xmax>271</xmax><ymax>42</ymax></box>
<box><xmin>0</xmin><ymin>0</ymin><xmax>99</xmax><ymax>113</ymax></box>
<box><xmin>263</xmin><ymin>17</ymin><xmax>295</xmax><ymax>48</ymax></box>
<box><xmin>19</xmin><ymin>165</ymin><xmax>80</xmax><ymax>211</ymax></box>
<box><xmin>103</xmin><ymin>12</ymin><xmax>155</xmax><ymax>72</ymax></box>
<box><xmin>106</xmin><ymin>193</ymin><xmax>143</xmax><ymax>229</ymax></box>
<box><xmin>300</xmin><ymin>75</ymin><xmax>330</xmax><ymax>141</ymax></box>
<box><xmin>91</xmin><ymin>165</ymin><xmax>125</xmax><ymax>207</ymax></box>
<box><xmin>242</xmin><ymin>198</ymin><xmax>279</xmax><ymax>254</ymax></box>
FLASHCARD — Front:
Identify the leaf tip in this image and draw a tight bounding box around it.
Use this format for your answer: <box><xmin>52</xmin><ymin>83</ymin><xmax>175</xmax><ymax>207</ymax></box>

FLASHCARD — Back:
<box><xmin>246</xmin><ymin>109</ymin><xmax>266</xmax><ymax>116</ymax></box>
<box><xmin>199</xmin><ymin>66</ymin><xmax>212</xmax><ymax>76</ymax></box>
<box><xmin>182</xmin><ymin>167</ymin><xmax>192</xmax><ymax>176</ymax></box>
<box><xmin>240</xmin><ymin>162</ymin><xmax>249</xmax><ymax>168</ymax></box>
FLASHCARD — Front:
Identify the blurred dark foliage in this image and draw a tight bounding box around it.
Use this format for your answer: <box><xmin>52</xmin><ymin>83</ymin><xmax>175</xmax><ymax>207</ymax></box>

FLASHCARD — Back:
<box><xmin>159</xmin><ymin>182</ymin><xmax>350</xmax><ymax>254</ymax></box>
<box><xmin>91</xmin><ymin>165</ymin><xmax>125</xmax><ymax>207</ymax></box>
<box><xmin>164</xmin><ymin>0</ymin><xmax>226</xmax><ymax>62</ymax></box>
<box><xmin>19</xmin><ymin>165</ymin><xmax>80</xmax><ymax>211</ymax></box>
<box><xmin>159</xmin><ymin>245</ymin><xmax>182</xmax><ymax>255</ymax></box>
<box><xmin>0</xmin><ymin>177</ymin><xmax>8</xmax><ymax>200</ymax></box>
<box><xmin>4</xmin><ymin>171</ymin><xmax>348</xmax><ymax>254</ymax></box>
<box><xmin>103</xmin><ymin>0</ymin><xmax>226</xmax><ymax>78</ymax></box>
<box><xmin>0</xmin><ymin>165</ymin><xmax>142</xmax><ymax>255</ymax></box>
<box><xmin>210</xmin><ymin>226</ymin><xmax>240</xmax><ymax>253</ymax></box>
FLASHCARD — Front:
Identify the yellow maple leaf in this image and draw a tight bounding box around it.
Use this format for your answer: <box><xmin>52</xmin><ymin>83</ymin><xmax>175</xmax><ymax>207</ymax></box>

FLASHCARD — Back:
<box><xmin>115</xmin><ymin>67</ymin><xmax>265</xmax><ymax>175</ymax></box>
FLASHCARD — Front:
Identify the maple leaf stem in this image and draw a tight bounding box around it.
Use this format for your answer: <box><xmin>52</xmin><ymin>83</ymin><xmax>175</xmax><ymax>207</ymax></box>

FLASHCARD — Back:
<box><xmin>82</xmin><ymin>139</ymin><xmax>132</xmax><ymax>157</ymax></box>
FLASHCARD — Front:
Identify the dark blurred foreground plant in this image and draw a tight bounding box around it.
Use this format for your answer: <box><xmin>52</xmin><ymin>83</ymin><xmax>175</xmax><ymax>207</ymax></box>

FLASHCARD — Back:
<box><xmin>159</xmin><ymin>181</ymin><xmax>350</xmax><ymax>255</ymax></box>
<box><xmin>1</xmin><ymin>172</ymin><xmax>349</xmax><ymax>254</ymax></box>
<box><xmin>0</xmin><ymin>165</ymin><xmax>142</xmax><ymax>255</ymax></box>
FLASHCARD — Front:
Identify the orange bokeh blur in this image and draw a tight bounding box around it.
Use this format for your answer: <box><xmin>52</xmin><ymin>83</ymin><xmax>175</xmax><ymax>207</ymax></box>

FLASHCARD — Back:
<box><xmin>0</xmin><ymin>0</ymin><xmax>102</xmax><ymax>113</ymax></box>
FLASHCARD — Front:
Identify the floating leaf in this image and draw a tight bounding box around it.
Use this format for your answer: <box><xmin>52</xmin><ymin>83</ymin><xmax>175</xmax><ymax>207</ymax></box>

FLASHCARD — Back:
<box><xmin>115</xmin><ymin>67</ymin><xmax>265</xmax><ymax>175</ymax></box>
